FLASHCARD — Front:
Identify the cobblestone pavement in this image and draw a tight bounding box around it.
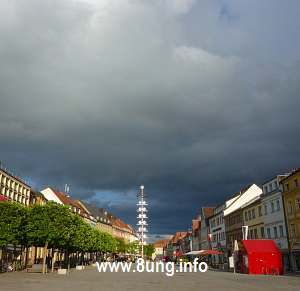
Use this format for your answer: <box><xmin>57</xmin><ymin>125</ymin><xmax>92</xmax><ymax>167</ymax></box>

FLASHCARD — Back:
<box><xmin>0</xmin><ymin>267</ymin><xmax>299</xmax><ymax>291</ymax></box>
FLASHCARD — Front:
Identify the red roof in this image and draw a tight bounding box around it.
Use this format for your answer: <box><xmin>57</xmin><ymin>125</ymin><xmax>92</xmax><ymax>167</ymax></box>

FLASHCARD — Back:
<box><xmin>49</xmin><ymin>188</ymin><xmax>88</xmax><ymax>217</ymax></box>
<box><xmin>153</xmin><ymin>239</ymin><xmax>169</xmax><ymax>248</ymax></box>
<box><xmin>242</xmin><ymin>240</ymin><xmax>280</xmax><ymax>254</ymax></box>
<box><xmin>112</xmin><ymin>218</ymin><xmax>133</xmax><ymax>233</ymax></box>
<box><xmin>170</xmin><ymin>232</ymin><xmax>188</xmax><ymax>244</ymax></box>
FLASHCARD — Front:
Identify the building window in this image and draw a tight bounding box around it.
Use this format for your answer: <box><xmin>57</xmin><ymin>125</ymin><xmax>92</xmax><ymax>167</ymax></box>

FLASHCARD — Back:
<box><xmin>250</xmin><ymin>229</ymin><xmax>254</xmax><ymax>239</ymax></box>
<box><xmin>273</xmin><ymin>182</ymin><xmax>277</xmax><ymax>190</ymax></box>
<box><xmin>264</xmin><ymin>186</ymin><xmax>268</xmax><ymax>194</ymax></box>
<box><xmin>254</xmin><ymin>228</ymin><xmax>258</xmax><ymax>239</ymax></box>
<box><xmin>252</xmin><ymin>209</ymin><xmax>255</xmax><ymax>219</ymax></box>
<box><xmin>258</xmin><ymin>206</ymin><xmax>262</xmax><ymax>216</ymax></box>
<box><xmin>287</xmin><ymin>201</ymin><xmax>293</xmax><ymax>214</ymax></box>
<box><xmin>279</xmin><ymin>225</ymin><xmax>284</xmax><ymax>237</ymax></box>
<box><xmin>291</xmin><ymin>224</ymin><xmax>297</xmax><ymax>238</ymax></box>
<box><xmin>276</xmin><ymin>200</ymin><xmax>280</xmax><ymax>211</ymax></box>
<box><xmin>271</xmin><ymin>202</ymin><xmax>275</xmax><ymax>213</ymax></box>
<box><xmin>273</xmin><ymin>226</ymin><xmax>278</xmax><ymax>239</ymax></box>
<box><xmin>261</xmin><ymin>227</ymin><xmax>265</xmax><ymax>238</ymax></box>
<box><xmin>264</xmin><ymin>204</ymin><xmax>268</xmax><ymax>215</ymax></box>
<box><xmin>245</xmin><ymin>212</ymin><xmax>248</xmax><ymax>221</ymax></box>
<box><xmin>296</xmin><ymin>196</ymin><xmax>300</xmax><ymax>209</ymax></box>
<box><xmin>267</xmin><ymin>228</ymin><xmax>271</xmax><ymax>239</ymax></box>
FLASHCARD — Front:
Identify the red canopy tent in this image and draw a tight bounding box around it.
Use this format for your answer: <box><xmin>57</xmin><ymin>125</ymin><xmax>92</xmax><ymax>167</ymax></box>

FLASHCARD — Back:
<box><xmin>240</xmin><ymin>240</ymin><xmax>283</xmax><ymax>275</ymax></box>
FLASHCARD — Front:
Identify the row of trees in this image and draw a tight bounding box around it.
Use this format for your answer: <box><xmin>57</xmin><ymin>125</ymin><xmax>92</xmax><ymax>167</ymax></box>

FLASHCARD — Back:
<box><xmin>0</xmin><ymin>201</ymin><xmax>140</xmax><ymax>273</ymax></box>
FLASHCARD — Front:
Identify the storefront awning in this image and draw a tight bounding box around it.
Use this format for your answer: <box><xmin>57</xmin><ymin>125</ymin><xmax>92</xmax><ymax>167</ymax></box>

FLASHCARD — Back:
<box><xmin>184</xmin><ymin>250</ymin><xmax>224</xmax><ymax>256</ymax></box>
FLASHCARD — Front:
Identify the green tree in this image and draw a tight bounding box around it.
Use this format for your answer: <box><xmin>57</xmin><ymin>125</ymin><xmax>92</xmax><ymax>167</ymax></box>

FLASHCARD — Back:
<box><xmin>26</xmin><ymin>202</ymin><xmax>75</xmax><ymax>273</ymax></box>
<box><xmin>144</xmin><ymin>244</ymin><xmax>155</xmax><ymax>258</ymax></box>
<box><xmin>115</xmin><ymin>238</ymin><xmax>127</xmax><ymax>254</ymax></box>
<box><xmin>0</xmin><ymin>202</ymin><xmax>28</xmax><ymax>270</ymax></box>
<box><xmin>127</xmin><ymin>241</ymin><xmax>139</xmax><ymax>255</ymax></box>
<box><xmin>0</xmin><ymin>202</ymin><xmax>27</xmax><ymax>247</ymax></box>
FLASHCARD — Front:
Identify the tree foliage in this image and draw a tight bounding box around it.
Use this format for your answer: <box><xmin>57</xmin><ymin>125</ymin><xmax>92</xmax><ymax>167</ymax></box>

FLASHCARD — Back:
<box><xmin>0</xmin><ymin>202</ymin><xmax>28</xmax><ymax>247</ymax></box>
<box><xmin>0</xmin><ymin>201</ymin><xmax>118</xmax><ymax>254</ymax></box>
<box><xmin>144</xmin><ymin>244</ymin><xmax>155</xmax><ymax>258</ymax></box>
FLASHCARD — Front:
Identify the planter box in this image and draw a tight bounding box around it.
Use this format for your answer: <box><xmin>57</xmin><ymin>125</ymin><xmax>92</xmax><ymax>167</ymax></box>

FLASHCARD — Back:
<box><xmin>57</xmin><ymin>269</ymin><xmax>68</xmax><ymax>275</ymax></box>
<box><xmin>76</xmin><ymin>265</ymin><xmax>85</xmax><ymax>270</ymax></box>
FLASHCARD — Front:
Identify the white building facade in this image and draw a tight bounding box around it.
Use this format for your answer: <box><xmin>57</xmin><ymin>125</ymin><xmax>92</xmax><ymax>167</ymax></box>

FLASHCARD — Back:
<box><xmin>209</xmin><ymin>204</ymin><xmax>226</xmax><ymax>251</ymax></box>
<box><xmin>0</xmin><ymin>168</ymin><xmax>31</xmax><ymax>206</ymax></box>
<box><xmin>261</xmin><ymin>175</ymin><xmax>290</xmax><ymax>272</ymax></box>
<box><xmin>209</xmin><ymin>204</ymin><xmax>226</xmax><ymax>266</ymax></box>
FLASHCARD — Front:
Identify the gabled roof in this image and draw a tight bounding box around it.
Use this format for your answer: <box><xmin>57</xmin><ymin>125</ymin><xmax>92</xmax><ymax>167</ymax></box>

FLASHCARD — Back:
<box><xmin>53</xmin><ymin>190</ymin><xmax>81</xmax><ymax>209</ymax></box>
<box><xmin>42</xmin><ymin>187</ymin><xmax>88</xmax><ymax>217</ymax></box>
<box><xmin>153</xmin><ymin>239</ymin><xmax>169</xmax><ymax>248</ymax></box>
<box><xmin>279</xmin><ymin>168</ymin><xmax>300</xmax><ymax>184</ymax></box>
<box><xmin>223</xmin><ymin>184</ymin><xmax>262</xmax><ymax>217</ymax></box>
<box><xmin>112</xmin><ymin>217</ymin><xmax>134</xmax><ymax>233</ymax></box>
<box><xmin>31</xmin><ymin>190</ymin><xmax>47</xmax><ymax>199</ymax></box>
<box><xmin>78</xmin><ymin>202</ymin><xmax>112</xmax><ymax>224</ymax></box>
<box><xmin>170</xmin><ymin>232</ymin><xmax>188</xmax><ymax>244</ymax></box>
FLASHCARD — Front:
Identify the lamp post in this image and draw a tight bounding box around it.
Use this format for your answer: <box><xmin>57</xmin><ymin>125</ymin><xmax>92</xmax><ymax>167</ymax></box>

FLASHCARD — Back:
<box><xmin>137</xmin><ymin>185</ymin><xmax>148</xmax><ymax>259</ymax></box>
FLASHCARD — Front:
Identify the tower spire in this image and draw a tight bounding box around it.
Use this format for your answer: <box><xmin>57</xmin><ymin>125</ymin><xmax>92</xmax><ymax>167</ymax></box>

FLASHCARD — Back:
<box><xmin>137</xmin><ymin>185</ymin><xmax>148</xmax><ymax>258</ymax></box>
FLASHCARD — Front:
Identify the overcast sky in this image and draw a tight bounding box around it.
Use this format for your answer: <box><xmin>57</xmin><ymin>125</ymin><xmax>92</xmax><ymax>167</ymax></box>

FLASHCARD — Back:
<box><xmin>0</xmin><ymin>0</ymin><xmax>300</xmax><ymax>236</ymax></box>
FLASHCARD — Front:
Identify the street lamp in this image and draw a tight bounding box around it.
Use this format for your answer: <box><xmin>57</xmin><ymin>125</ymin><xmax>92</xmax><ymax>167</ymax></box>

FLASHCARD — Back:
<box><xmin>137</xmin><ymin>185</ymin><xmax>148</xmax><ymax>259</ymax></box>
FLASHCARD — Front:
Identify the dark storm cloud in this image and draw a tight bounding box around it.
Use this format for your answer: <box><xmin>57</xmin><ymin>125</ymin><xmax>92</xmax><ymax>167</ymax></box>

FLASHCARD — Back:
<box><xmin>1</xmin><ymin>0</ymin><xmax>300</xmax><ymax>234</ymax></box>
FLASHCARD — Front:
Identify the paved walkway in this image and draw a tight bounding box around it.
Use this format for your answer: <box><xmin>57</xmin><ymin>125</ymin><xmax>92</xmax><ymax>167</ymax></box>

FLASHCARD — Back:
<box><xmin>1</xmin><ymin>267</ymin><xmax>300</xmax><ymax>291</ymax></box>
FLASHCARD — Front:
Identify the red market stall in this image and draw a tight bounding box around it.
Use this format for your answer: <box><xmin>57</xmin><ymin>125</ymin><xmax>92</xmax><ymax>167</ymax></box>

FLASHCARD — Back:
<box><xmin>240</xmin><ymin>240</ymin><xmax>283</xmax><ymax>275</ymax></box>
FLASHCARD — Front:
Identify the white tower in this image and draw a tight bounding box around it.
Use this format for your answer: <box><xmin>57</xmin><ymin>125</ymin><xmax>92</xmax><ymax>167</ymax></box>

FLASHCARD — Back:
<box><xmin>137</xmin><ymin>185</ymin><xmax>148</xmax><ymax>258</ymax></box>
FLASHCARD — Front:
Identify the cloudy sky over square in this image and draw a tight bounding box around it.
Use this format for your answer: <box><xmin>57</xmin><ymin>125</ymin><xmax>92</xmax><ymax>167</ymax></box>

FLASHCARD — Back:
<box><xmin>0</xmin><ymin>0</ymin><xmax>299</xmax><ymax>234</ymax></box>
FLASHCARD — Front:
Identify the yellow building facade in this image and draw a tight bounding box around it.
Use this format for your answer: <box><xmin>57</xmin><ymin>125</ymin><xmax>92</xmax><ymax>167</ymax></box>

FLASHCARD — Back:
<box><xmin>281</xmin><ymin>169</ymin><xmax>300</xmax><ymax>271</ymax></box>
<box><xmin>242</xmin><ymin>198</ymin><xmax>264</xmax><ymax>239</ymax></box>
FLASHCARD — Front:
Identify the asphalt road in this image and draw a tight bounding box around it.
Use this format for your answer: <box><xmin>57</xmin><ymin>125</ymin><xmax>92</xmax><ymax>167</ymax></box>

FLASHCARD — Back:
<box><xmin>0</xmin><ymin>267</ymin><xmax>299</xmax><ymax>291</ymax></box>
